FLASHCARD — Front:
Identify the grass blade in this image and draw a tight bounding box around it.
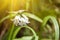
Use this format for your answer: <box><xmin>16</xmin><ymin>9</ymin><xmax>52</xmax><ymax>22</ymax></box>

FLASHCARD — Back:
<box><xmin>12</xmin><ymin>27</ymin><xmax>22</xmax><ymax>39</ymax></box>
<box><xmin>23</xmin><ymin>13</ymin><xmax>43</xmax><ymax>23</ymax></box>
<box><xmin>8</xmin><ymin>24</ymin><xmax>15</xmax><ymax>40</ymax></box>
<box><xmin>0</xmin><ymin>13</ymin><xmax>17</xmax><ymax>24</ymax></box>
<box><xmin>42</xmin><ymin>16</ymin><xmax>59</xmax><ymax>40</ymax></box>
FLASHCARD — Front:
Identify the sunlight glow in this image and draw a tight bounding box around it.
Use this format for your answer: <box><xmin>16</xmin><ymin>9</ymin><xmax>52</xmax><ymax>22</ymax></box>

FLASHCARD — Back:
<box><xmin>0</xmin><ymin>0</ymin><xmax>26</xmax><ymax>11</ymax></box>
<box><xmin>8</xmin><ymin>0</ymin><xmax>26</xmax><ymax>11</ymax></box>
<box><xmin>0</xmin><ymin>0</ymin><xmax>8</xmax><ymax>10</ymax></box>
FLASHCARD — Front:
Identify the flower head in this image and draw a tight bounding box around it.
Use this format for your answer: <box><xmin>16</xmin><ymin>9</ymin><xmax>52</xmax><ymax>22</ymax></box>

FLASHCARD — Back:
<box><xmin>12</xmin><ymin>14</ymin><xmax>30</xmax><ymax>26</ymax></box>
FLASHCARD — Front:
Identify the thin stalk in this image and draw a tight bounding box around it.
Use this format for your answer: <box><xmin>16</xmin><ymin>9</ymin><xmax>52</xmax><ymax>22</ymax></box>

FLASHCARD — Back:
<box><xmin>42</xmin><ymin>16</ymin><xmax>59</xmax><ymax>40</ymax></box>
<box><xmin>8</xmin><ymin>24</ymin><xmax>15</xmax><ymax>40</ymax></box>
<box><xmin>26</xmin><ymin>0</ymin><xmax>30</xmax><ymax>10</ymax></box>
<box><xmin>0</xmin><ymin>15</ymin><xmax>10</xmax><ymax>24</ymax></box>
<box><xmin>0</xmin><ymin>13</ymin><xmax>17</xmax><ymax>24</ymax></box>
<box><xmin>24</xmin><ymin>25</ymin><xmax>38</xmax><ymax>40</ymax></box>
<box><xmin>12</xmin><ymin>25</ymin><xmax>38</xmax><ymax>40</ymax></box>
<box><xmin>12</xmin><ymin>27</ymin><xmax>22</xmax><ymax>39</ymax></box>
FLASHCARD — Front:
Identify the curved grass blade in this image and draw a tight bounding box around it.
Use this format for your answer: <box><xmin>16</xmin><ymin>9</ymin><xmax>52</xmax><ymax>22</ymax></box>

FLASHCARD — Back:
<box><xmin>13</xmin><ymin>36</ymin><xmax>33</xmax><ymax>40</ymax></box>
<box><xmin>23</xmin><ymin>13</ymin><xmax>52</xmax><ymax>32</ymax></box>
<box><xmin>12</xmin><ymin>25</ymin><xmax>38</xmax><ymax>40</ymax></box>
<box><xmin>0</xmin><ymin>15</ymin><xmax>10</xmax><ymax>24</ymax></box>
<box><xmin>24</xmin><ymin>25</ymin><xmax>38</xmax><ymax>40</ymax></box>
<box><xmin>12</xmin><ymin>27</ymin><xmax>22</xmax><ymax>39</ymax></box>
<box><xmin>23</xmin><ymin>13</ymin><xmax>43</xmax><ymax>23</ymax></box>
<box><xmin>0</xmin><ymin>13</ymin><xmax>17</xmax><ymax>24</ymax></box>
<box><xmin>42</xmin><ymin>16</ymin><xmax>59</xmax><ymax>40</ymax></box>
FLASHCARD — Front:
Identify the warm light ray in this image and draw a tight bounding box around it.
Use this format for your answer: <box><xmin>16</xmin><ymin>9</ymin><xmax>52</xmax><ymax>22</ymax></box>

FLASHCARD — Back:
<box><xmin>0</xmin><ymin>0</ymin><xmax>30</xmax><ymax>11</ymax></box>
<box><xmin>8</xmin><ymin>0</ymin><xmax>26</xmax><ymax>11</ymax></box>
<box><xmin>0</xmin><ymin>0</ymin><xmax>8</xmax><ymax>10</ymax></box>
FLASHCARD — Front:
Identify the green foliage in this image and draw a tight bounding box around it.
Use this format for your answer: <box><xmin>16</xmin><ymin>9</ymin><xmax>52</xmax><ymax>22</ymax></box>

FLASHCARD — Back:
<box><xmin>0</xmin><ymin>11</ymin><xmax>59</xmax><ymax>40</ymax></box>
<box><xmin>42</xmin><ymin>16</ymin><xmax>59</xmax><ymax>40</ymax></box>
<box><xmin>13</xmin><ymin>36</ymin><xmax>33</xmax><ymax>40</ymax></box>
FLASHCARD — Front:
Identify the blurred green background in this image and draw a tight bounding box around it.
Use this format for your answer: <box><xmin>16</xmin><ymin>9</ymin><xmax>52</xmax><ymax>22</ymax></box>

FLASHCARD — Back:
<box><xmin>0</xmin><ymin>0</ymin><xmax>60</xmax><ymax>40</ymax></box>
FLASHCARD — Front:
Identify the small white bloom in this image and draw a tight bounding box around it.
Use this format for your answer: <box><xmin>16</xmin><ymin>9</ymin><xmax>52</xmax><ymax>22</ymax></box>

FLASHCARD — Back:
<box><xmin>12</xmin><ymin>15</ymin><xmax>21</xmax><ymax>26</ymax></box>
<box><xmin>22</xmin><ymin>14</ymin><xmax>30</xmax><ymax>23</ymax></box>
<box><xmin>12</xmin><ymin>14</ymin><xmax>30</xmax><ymax>26</ymax></box>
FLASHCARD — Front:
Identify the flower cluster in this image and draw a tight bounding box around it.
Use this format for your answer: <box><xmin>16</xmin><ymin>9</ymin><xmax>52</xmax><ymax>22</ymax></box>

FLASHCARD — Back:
<box><xmin>12</xmin><ymin>14</ymin><xmax>30</xmax><ymax>26</ymax></box>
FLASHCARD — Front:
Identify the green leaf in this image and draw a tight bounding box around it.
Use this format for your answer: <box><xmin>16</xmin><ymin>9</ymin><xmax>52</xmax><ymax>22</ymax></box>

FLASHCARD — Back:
<box><xmin>12</xmin><ymin>25</ymin><xmax>38</xmax><ymax>40</ymax></box>
<box><xmin>24</xmin><ymin>25</ymin><xmax>38</xmax><ymax>40</ymax></box>
<box><xmin>42</xmin><ymin>16</ymin><xmax>59</xmax><ymax>40</ymax></box>
<box><xmin>0</xmin><ymin>13</ymin><xmax>17</xmax><ymax>24</ymax></box>
<box><xmin>12</xmin><ymin>27</ymin><xmax>22</xmax><ymax>39</ymax></box>
<box><xmin>23</xmin><ymin>13</ymin><xmax>43</xmax><ymax>23</ymax></box>
<box><xmin>2</xmin><ymin>24</ymin><xmax>15</xmax><ymax>40</ymax></box>
<box><xmin>13</xmin><ymin>36</ymin><xmax>33</xmax><ymax>40</ymax></box>
<box><xmin>8</xmin><ymin>24</ymin><xmax>15</xmax><ymax>40</ymax></box>
<box><xmin>0</xmin><ymin>15</ymin><xmax>10</xmax><ymax>24</ymax></box>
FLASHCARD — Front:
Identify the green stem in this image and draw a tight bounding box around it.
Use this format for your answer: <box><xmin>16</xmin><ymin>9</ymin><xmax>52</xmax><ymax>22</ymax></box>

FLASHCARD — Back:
<box><xmin>42</xmin><ymin>16</ymin><xmax>59</xmax><ymax>40</ymax></box>
<box><xmin>24</xmin><ymin>25</ymin><xmax>37</xmax><ymax>37</ymax></box>
<box><xmin>12</xmin><ymin>27</ymin><xmax>22</xmax><ymax>39</ymax></box>
<box><xmin>12</xmin><ymin>25</ymin><xmax>38</xmax><ymax>40</ymax></box>
<box><xmin>0</xmin><ymin>13</ymin><xmax>17</xmax><ymax>24</ymax></box>
<box><xmin>26</xmin><ymin>0</ymin><xmax>30</xmax><ymax>10</ymax></box>
<box><xmin>24</xmin><ymin>25</ymin><xmax>38</xmax><ymax>40</ymax></box>
<box><xmin>0</xmin><ymin>15</ymin><xmax>10</xmax><ymax>24</ymax></box>
<box><xmin>8</xmin><ymin>24</ymin><xmax>15</xmax><ymax>40</ymax></box>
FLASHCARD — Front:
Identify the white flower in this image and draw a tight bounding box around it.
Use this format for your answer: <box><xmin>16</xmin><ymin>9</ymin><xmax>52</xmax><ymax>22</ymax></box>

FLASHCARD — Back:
<box><xmin>11</xmin><ymin>15</ymin><xmax>21</xmax><ymax>26</ymax></box>
<box><xmin>12</xmin><ymin>14</ymin><xmax>30</xmax><ymax>26</ymax></box>
<box><xmin>22</xmin><ymin>14</ymin><xmax>29</xmax><ymax>23</ymax></box>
